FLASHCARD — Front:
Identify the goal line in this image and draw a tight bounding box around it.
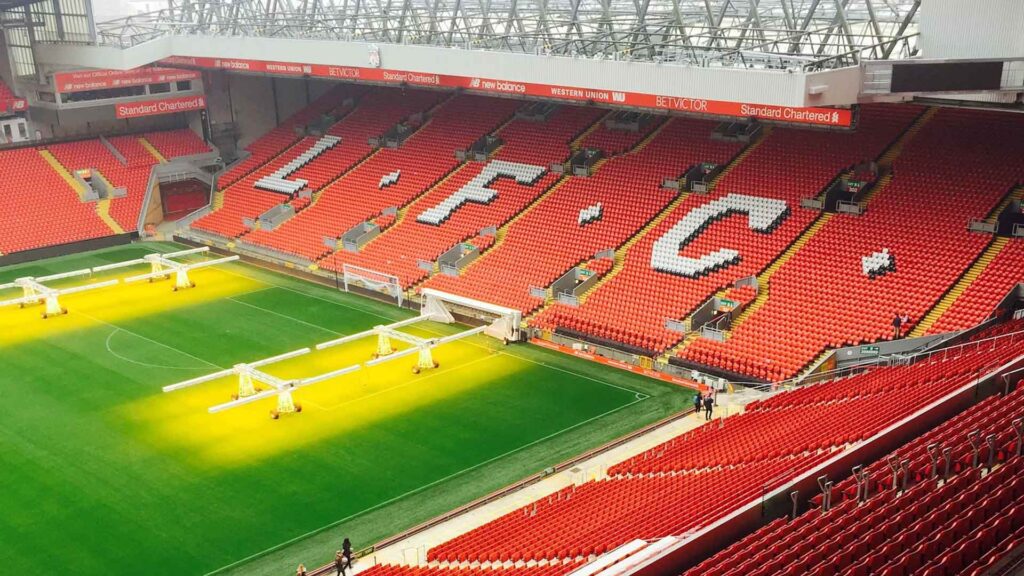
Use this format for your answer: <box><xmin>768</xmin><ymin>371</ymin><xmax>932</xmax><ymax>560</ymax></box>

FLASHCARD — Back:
<box><xmin>341</xmin><ymin>264</ymin><xmax>403</xmax><ymax>306</ymax></box>
<box><xmin>420</xmin><ymin>288</ymin><xmax>522</xmax><ymax>342</ymax></box>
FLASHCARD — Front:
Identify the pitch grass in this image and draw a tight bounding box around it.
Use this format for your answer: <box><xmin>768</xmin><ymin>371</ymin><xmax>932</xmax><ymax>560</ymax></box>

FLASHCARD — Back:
<box><xmin>0</xmin><ymin>242</ymin><xmax>691</xmax><ymax>576</ymax></box>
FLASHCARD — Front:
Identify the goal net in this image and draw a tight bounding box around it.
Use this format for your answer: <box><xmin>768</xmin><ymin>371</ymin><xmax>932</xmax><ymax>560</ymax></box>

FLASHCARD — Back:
<box><xmin>420</xmin><ymin>288</ymin><xmax>522</xmax><ymax>342</ymax></box>
<box><xmin>342</xmin><ymin>264</ymin><xmax>403</xmax><ymax>306</ymax></box>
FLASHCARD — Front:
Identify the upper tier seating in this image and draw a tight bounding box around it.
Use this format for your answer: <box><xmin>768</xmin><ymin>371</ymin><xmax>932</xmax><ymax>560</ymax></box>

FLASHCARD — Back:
<box><xmin>685</xmin><ymin>354</ymin><xmax>1024</xmax><ymax>576</ymax></box>
<box><xmin>193</xmin><ymin>88</ymin><xmax>444</xmax><ymax>239</ymax></box>
<box><xmin>243</xmin><ymin>95</ymin><xmax>520</xmax><ymax>260</ymax></box>
<box><xmin>534</xmin><ymin>105</ymin><xmax>922</xmax><ymax>353</ymax></box>
<box><xmin>424</xmin><ymin>118</ymin><xmax>742</xmax><ymax>313</ymax></box>
<box><xmin>683</xmin><ymin>108</ymin><xmax>1024</xmax><ymax>380</ymax></box>
<box><xmin>928</xmin><ymin>238</ymin><xmax>1024</xmax><ymax>334</ymax></box>
<box><xmin>140</xmin><ymin>129</ymin><xmax>211</xmax><ymax>159</ymax></box>
<box><xmin>0</xmin><ymin>148</ymin><xmax>112</xmax><ymax>253</ymax></box>
<box><xmin>318</xmin><ymin>106</ymin><xmax>606</xmax><ymax>285</ymax></box>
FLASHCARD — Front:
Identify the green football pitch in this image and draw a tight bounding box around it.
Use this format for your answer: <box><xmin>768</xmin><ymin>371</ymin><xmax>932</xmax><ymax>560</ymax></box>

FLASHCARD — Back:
<box><xmin>0</xmin><ymin>242</ymin><xmax>689</xmax><ymax>576</ymax></box>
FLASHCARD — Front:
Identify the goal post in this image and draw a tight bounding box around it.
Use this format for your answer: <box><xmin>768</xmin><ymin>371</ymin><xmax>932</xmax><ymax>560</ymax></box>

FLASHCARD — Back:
<box><xmin>341</xmin><ymin>264</ymin><xmax>404</xmax><ymax>306</ymax></box>
<box><xmin>420</xmin><ymin>288</ymin><xmax>522</xmax><ymax>342</ymax></box>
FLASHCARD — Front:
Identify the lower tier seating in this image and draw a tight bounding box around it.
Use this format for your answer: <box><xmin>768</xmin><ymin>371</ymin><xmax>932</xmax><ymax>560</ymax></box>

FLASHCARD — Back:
<box><xmin>427</xmin><ymin>454</ymin><xmax>828</xmax><ymax>564</ymax></box>
<box><xmin>359</xmin><ymin>561</ymin><xmax>584</xmax><ymax>576</ymax></box>
<box><xmin>0</xmin><ymin>148</ymin><xmax>112</xmax><ymax>253</ymax></box>
<box><xmin>685</xmin><ymin>385</ymin><xmax>1024</xmax><ymax>576</ymax></box>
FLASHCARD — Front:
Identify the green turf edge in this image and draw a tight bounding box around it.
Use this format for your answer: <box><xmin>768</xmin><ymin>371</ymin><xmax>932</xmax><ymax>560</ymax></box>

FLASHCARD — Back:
<box><xmin>2</xmin><ymin>242</ymin><xmax>691</xmax><ymax>576</ymax></box>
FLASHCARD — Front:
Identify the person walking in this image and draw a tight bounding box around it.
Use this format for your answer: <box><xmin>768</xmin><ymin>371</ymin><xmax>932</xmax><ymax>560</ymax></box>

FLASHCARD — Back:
<box><xmin>703</xmin><ymin>393</ymin><xmax>715</xmax><ymax>421</ymax></box>
<box><xmin>892</xmin><ymin>313</ymin><xmax>902</xmax><ymax>339</ymax></box>
<box><xmin>694</xmin><ymin>391</ymin><xmax>704</xmax><ymax>416</ymax></box>
<box><xmin>335</xmin><ymin>550</ymin><xmax>346</xmax><ymax>576</ymax></box>
<box><xmin>341</xmin><ymin>538</ymin><xmax>353</xmax><ymax>575</ymax></box>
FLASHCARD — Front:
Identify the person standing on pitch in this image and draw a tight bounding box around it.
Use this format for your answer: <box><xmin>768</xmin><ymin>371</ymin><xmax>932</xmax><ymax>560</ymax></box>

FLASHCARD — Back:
<box><xmin>694</xmin><ymin>391</ymin><xmax>703</xmax><ymax>416</ymax></box>
<box><xmin>703</xmin><ymin>393</ymin><xmax>715</xmax><ymax>421</ymax></box>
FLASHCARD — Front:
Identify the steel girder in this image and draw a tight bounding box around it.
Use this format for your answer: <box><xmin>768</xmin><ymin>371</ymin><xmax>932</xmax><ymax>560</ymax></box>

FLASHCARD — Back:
<box><xmin>91</xmin><ymin>0</ymin><xmax>920</xmax><ymax>71</ymax></box>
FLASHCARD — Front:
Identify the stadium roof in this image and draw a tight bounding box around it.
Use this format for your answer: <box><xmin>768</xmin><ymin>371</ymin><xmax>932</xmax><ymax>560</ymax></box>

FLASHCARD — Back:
<box><xmin>94</xmin><ymin>0</ymin><xmax>920</xmax><ymax>72</ymax></box>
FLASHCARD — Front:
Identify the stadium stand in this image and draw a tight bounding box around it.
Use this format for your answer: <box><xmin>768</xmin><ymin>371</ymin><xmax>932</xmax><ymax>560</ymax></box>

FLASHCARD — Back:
<box><xmin>0</xmin><ymin>147</ymin><xmax>112</xmax><ymax>253</ymax></box>
<box><xmin>927</xmin><ymin>238</ymin><xmax>1024</xmax><ymax>334</ymax></box>
<box><xmin>426</xmin><ymin>319</ymin><xmax>1022</xmax><ymax>568</ymax></box>
<box><xmin>318</xmin><ymin>105</ymin><xmax>605</xmax><ymax>285</ymax></box>
<box><xmin>193</xmin><ymin>87</ymin><xmax>444</xmax><ymax>239</ymax></box>
<box><xmin>140</xmin><ymin>129</ymin><xmax>211</xmax><ymax>159</ymax></box>
<box><xmin>684</xmin><ymin>335</ymin><xmax>1024</xmax><ymax>576</ymax></box>
<box><xmin>423</xmin><ymin>117</ymin><xmax>741</xmax><ymax>314</ymax></box>
<box><xmin>360</xmin><ymin>561</ymin><xmax>585</xmax><ymax>576</ymax></box>
<box><xmin>533</xmin><ymin>104</ymin><xmax>923</xmax><ymax>354</ymax></box>
<box><xmin>682</xmin><ymin>107</ymin><xmax>1024</xmax><ymax>380</ymax></box>
<box><xmin>48</xmin><ymin>129</ymin><xmax>210</xmax><ymax>232</ymax></box>
<box><xmin>242</xmin><ymin>94</ymin><xmax>520</xmax><ymax>261</ymax></box>
<box><xmin>427</xmin><ymin>454</ymin><xmax>829</xmax><ymax>564</ymax></box>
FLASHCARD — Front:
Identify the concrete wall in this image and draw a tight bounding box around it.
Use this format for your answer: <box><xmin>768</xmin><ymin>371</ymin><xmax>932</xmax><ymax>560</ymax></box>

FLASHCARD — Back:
<box><xmin>226</xmin><ymin>74</ymin><xmax>277</xmax><ymax>148</ymax></box>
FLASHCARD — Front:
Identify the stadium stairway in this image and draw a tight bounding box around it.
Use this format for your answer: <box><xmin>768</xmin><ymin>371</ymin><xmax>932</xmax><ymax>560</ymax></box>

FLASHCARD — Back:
<box><xmin>39</xmin><ymin>149</ymin><xmax>125</xmax><ymax>235</ymax></box>
<box><xmin>138</xmin><ymin>137</ymin><xmax>168</xmax><ymax>163</ymax></box>
<box><xmin>425</xmin><ymin>116</ymin><xmax>680</xmax><ymax>313</ymax></box>
<box><xmin>723</xmin><ymin>109</ymin><xmax>938</xmax><ymax>340</ymax></box>
<box><xmin>909</xmin><ymin>236</ymin><xmax>1011</xmax><ymax>337</ymax></box>
<box><xmin>536</xmin><ymin>125</ymin><xmax>769</xmax><ymax>330</ymax></box>
<box><xmin>681</xmin><ymin>106</ymin><xmax>1024</xmax><ymax>381</ymax></box>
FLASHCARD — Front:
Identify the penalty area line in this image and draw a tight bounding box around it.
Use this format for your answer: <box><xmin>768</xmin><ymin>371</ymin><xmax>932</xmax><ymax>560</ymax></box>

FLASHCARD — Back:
<box><xmin>203</xmin><ymin>394</ymin><xmax>645</xmax><ymax>576</ymax></box>
<box><xmin>213</xmin><ymin>267</ymin><xmax>644</xmax><ymax>400</ymax></box>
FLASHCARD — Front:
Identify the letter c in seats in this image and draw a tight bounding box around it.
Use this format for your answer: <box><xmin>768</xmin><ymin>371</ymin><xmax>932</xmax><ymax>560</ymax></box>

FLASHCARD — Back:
<box><xmin>650</xmin><ymin>193</ymin><xmax>789</xmax><ymax>278</ymax></box>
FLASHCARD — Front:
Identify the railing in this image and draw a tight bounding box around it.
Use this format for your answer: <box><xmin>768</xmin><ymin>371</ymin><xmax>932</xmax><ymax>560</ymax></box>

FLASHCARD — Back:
<box><xmin>730</xmin><ymin>325</ymin><xmax>1024</xmax><ymax>394</ymax></box>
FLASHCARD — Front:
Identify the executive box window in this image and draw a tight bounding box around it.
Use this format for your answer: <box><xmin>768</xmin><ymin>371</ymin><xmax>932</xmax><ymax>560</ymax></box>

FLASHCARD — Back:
<box><xmin>60</xmin><ymin>85</ymin><xmax>146</xmax><ymax>103</ymax></box>
<box><xmin>149</xmin><ymin>82</ymin><xmax>171</xmax><ymax>94</ymax></box>
<box><xmin>176</xmin><ymin>80</ymin><xmax>192</xmax><ymax>91</ymax></box>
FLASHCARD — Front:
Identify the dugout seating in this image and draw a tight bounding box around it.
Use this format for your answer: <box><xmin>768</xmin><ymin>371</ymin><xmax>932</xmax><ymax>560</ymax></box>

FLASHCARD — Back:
<box><xmin>0</xmin><ymin>147</ymin><xmax>112</xmax><ymax>253</ymax></box>
<box><xmin>929</xmin><ymin>239</ymin><xmax>1024</xmax><ymax>334</ymax></box>
<box><xmin>684</xmin><ymin>384</ymin><xmax>1024</xmax><ymax>576</ymax></box>
<box><xmin>194</xmin><ymin>88</ymin><xmax>443</xmax><ymax>239</ymax></box>
<box><xmin>683</xmin><ymin>108</ymin><xmax>1024</xmax><ymax>381</ymax></box>
<box><xmin>319</xmin><ymin>105</ymin><xmax>606</xmax><ymax>285</ymax></box>
<box><xmin>424</xmin><ymin>118</ymin><xmax>741</xmax><ymax>313</ymax></box>
<box><xmin>140</xmin><ymin>129</ymin><xmax>211</xmax><ymax>159</ymax></box>
<box><xmin>535</xmin><ymin>104</ymin><xmax>922</xmax><ymax>353</ymax></box>
<box><xmin>243</xmin><ymin>94</ymin><xmax>518</xmax><ymax>260</ymax></box>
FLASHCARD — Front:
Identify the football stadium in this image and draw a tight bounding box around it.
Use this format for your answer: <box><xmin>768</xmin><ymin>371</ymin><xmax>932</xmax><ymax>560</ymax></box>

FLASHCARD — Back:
<box><xmin>0</xmin><ymin>1</ymin><xmax>1023</xmax><ymax>575</ymax></box>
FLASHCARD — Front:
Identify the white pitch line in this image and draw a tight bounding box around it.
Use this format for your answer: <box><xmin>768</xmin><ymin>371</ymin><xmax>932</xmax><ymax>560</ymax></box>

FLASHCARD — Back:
<box><xmin>104</xmin><ymin>329</ymin><xmax>214</xmax><ymax>371</ymax></box>
<box><xmin>203</xmin><ymin>395</ymin><xmax>644</xmax><ymax>576</ymax></box>
<box><xmin>76</xmin><ymin>309</ymin><xmax>225</xmax><ymax>370</ymax></box>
